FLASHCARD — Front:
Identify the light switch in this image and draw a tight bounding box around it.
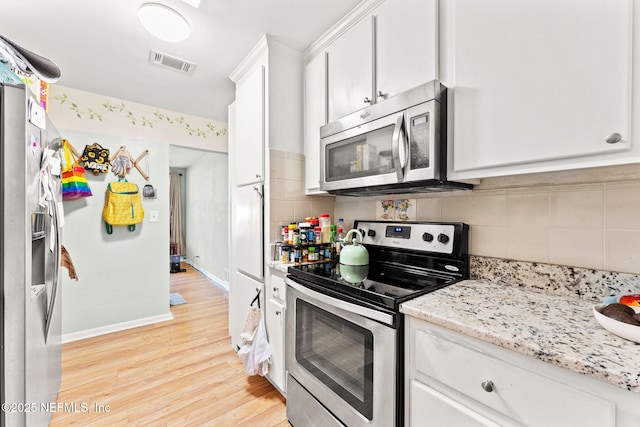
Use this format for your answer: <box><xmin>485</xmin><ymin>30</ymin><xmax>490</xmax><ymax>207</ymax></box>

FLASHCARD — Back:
<box><xmin>149</xmin><ymin>210</ymin><xmax>159</xmax><ymax>223</ymax></box>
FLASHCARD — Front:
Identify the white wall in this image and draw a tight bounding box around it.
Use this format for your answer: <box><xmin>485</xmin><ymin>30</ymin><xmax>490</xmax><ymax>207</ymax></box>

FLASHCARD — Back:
<box><xmin>185</xmin><ymin>152</ymin><xmax>229</xmax><ymax>282</ymax></box>
<box><xmin>46</xmin><ymin>84</ymin><xmax>229</xmax><ymax>339</ymax></box>
<box><xmin>59</xmin><ymin>131</ymin><xmax>171</xmax><ymax>336</ymax></box>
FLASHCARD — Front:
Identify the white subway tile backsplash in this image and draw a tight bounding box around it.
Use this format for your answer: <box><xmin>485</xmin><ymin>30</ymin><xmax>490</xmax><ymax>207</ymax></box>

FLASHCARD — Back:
<box><xmin>604</xmin><ymin>229</ymin><xmax>640</xmax><ymax>273</ymax></box>
<box><xmin>506</xmin><ymin>191</ymin><xmax>549</xmax><ymax>228</ymax></box>
<box><xmin>604</xmin><ymin>182</ymin><xmax>640</xmax><ymax>230</ymax></box>
<box><xmin>471</xmin><ymin>193</ymin><xmax>507</xmax><ymax>226</ymax></box>
<box><xmin>470</xmin><ymin>226</ymin><xmax>508</xmax><ymax>258</ymax></box>
<box><xmin>505</xmin><ymin>226</ymin><xmax>549</xmax><ymax>263</ymax></box>
<box><xmin>415</xmin><ymin>198</ymin><xmax>442</xmax><ymax>221</ymax></box>
<box><xmin>549</xmin><ymin>185</ymin><xmax>604</xmax><ymax>228</ymax></box>
<box><xmin>549</xmin><ymin>228</ymin><xmax>603</xmax><ymax>270</ymax></box>
<box><xmin>277</xmin><ymin>145</ymin><xmax>640</xmax><ymax>274</ymax></box>
<box><xmin>441</xmin><ymin>195</ymin><xmax>472</xmax><ymax>223</ymax></box>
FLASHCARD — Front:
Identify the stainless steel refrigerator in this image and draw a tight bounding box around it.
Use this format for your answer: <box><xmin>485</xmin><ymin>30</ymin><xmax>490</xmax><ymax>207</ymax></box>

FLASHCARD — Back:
<box><xmin>1</xmin><ymin>81</ymin><xmax>63</xmax><ymax>426</ymax></box>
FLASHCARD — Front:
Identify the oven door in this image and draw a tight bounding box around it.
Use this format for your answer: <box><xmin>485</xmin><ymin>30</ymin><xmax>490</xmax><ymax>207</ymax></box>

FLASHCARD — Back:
<box><xmin>286</xmin><ymin>277</ymin><xmax>397</xmax><ymax>427</ymax></box>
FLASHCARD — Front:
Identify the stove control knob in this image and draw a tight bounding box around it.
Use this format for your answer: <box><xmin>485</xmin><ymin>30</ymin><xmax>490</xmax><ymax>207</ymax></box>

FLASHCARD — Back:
<box><xmin>422</xmin><ymin>232</ymin><xmax>434</xmax><ymax>242</ymax></box>
<box><xmin>367</xmin><ymin>229</ymin><xmax>376</xmax><ymax>237</ymax></box>
<box><xmin>437</xmin><ymin>233</ymin><xmax>450</xmax><ymax>244</ymax></box>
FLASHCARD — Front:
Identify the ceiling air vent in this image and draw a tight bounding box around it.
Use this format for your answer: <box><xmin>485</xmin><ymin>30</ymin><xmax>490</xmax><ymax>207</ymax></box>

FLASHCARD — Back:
<box><xmin>149</xmin><ymin>50</ymin><xmax>196</xmax><ymax>75</ymax></box>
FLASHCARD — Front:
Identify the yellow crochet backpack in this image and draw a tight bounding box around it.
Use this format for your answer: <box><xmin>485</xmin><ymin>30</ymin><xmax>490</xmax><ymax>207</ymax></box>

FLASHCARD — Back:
<box><xmin>102</xmin><ymin>179</ymin><xmax>144</xmax><ymax>234</ymax></box>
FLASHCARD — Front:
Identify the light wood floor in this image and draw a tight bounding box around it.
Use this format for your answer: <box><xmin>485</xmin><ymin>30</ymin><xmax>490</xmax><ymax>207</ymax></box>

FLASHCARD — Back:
<box><xmin>50</xmin><ymin>265</ymin><xmax>288</xmax><ymax>426</ymax></box>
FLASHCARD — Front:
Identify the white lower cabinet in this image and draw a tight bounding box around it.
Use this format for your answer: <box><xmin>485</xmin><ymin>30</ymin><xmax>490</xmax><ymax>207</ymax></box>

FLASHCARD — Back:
<box><xmin>405</xmin><ymin>317</ymin><xmax>640</xmax><ymax>427</ymax></box>
<box><xmin>265</xmin><ymin>271</ymin><xmax>287</xmax><ymax>393</ymax></box>
<box><xmin>410</xmin><ymin>380</ymin><xmax>500</xmax><ymax>427</ymax></box>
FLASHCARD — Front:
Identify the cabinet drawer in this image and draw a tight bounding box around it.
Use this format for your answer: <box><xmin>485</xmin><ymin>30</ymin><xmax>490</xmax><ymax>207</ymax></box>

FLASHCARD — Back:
<box><xmin>413</xmin><ymin>328</ymin><xmax>615</xmax><ymax>427</ymax></box>
<box><xmin>268</xmin><ymin>272</ymin><xmax>286</xmax><ymax>302</ymax></box>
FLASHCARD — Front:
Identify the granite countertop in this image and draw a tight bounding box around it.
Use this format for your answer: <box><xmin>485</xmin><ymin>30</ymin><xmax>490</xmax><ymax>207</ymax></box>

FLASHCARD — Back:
<box><xmin>400</xmin><ymin>279</ymin><xmax>640</xmax><ymax>393</ymax></box>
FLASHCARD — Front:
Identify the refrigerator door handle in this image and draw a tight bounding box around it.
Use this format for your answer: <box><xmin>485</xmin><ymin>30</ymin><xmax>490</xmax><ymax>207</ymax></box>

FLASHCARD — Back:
<box><xmin>45</xmin><ymin>200</ymin><xmax>61</xmax><ymax>342</ymax></box>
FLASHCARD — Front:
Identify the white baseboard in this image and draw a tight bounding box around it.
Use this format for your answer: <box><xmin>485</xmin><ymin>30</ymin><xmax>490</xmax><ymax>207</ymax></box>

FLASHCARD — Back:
<box><xmin>186</xmin><ymin>261</ymin><xmax>229</xmax><ymax>291</ymax></box>
<box><xmin>61</xmin><ymin>312</ymin><xmax>174</xmax><ymax>344</ymax></box>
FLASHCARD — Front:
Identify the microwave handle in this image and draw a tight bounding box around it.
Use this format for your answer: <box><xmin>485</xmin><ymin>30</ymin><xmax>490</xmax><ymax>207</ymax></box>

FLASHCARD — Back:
<box><xmin>391</xmin><ymin>113</ymin><xmax>406</xmax><ymax>182</ymax></box>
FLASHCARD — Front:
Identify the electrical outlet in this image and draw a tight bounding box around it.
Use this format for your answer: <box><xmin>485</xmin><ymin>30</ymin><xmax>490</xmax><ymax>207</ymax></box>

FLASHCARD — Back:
<box><xmin>149</xmin><ymin>210</ymin><xmax>159</xmax><ymax>223</ymax></box>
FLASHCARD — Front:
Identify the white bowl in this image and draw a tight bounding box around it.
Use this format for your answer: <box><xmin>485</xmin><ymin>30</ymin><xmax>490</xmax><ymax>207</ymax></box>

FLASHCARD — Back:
<box><xmin>593</xmin><ymin>304</ymin><xmax>640</xmax><ymax>344</ymax></box>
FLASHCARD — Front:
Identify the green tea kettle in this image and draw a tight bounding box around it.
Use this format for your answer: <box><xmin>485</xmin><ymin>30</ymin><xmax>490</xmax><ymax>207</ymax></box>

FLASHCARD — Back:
<box><xmin>339</xmin><ymin>229</ymin><xmax>369</xmax><ymax>266</ymax></box>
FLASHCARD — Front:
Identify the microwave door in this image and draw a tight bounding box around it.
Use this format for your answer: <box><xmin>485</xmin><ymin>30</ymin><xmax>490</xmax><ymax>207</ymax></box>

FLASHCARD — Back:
<box><xmin>404</xmin><ymin>100</ymin><xmax>439</xmax><ymax>182</ymax></box>
<box><xmin>321</xmin><ymin>111</ymin><xmax>404</xmax><ymax>192</ymax></box>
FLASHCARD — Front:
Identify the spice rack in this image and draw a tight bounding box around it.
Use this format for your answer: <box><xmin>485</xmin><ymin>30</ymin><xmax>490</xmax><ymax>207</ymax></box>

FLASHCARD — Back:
<box><xmin>275</xmin><ymin>241</ymin><xmax>336</xmax><ymax>265</ymax></box>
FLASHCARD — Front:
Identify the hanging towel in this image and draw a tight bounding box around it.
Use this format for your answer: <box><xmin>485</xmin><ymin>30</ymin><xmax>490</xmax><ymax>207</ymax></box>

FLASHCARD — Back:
<box><xmin>237</xmin><ymin>311</ymin><xmax>271</xmax><ymax>376</ymax></box>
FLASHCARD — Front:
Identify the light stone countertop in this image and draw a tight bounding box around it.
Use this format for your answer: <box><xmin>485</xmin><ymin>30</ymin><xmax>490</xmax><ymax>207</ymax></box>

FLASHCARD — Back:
<box><xmin>400</xmin><ymin>279</ymin><xmax>640</xmax><ymax>393</ymax></box>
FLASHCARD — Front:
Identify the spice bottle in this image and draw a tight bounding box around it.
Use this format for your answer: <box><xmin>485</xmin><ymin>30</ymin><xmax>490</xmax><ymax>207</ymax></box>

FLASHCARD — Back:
<box><xmin>288</xmin><ymin>224</ymin><xmax>297</xmax><ymax>244</ymax></box>
<box><xmin>314</xmin><ymin>226</ymin><xmax>322</xmax><ymax>244</ymax></box>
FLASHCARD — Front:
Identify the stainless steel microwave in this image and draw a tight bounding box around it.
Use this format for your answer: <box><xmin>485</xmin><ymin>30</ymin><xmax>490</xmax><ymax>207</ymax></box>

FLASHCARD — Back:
<box><xmin>319</xmin><ymin>81</ymin><xmax>472</xmax><ymax>196</ymax></box>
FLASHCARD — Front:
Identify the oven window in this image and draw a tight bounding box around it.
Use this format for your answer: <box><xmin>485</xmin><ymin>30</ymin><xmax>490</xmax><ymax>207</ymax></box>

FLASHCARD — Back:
<box><xmin>295</xmin><ymin>300</ymin><xmax>374</xmax><ymax>420</ymax></box>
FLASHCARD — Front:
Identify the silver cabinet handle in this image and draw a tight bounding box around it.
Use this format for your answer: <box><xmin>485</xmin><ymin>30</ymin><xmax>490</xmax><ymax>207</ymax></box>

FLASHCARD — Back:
<box><xmin>363</xmin><ymin>97</ymin><xmax>371</xmax><ymax>104</ymax></box>
<box><xmin>605</xmin><ymin>133</ymin><xmax>622</xmax><ymax>144</ymax></box>
<box><xmin>481</xmin><ymin>380</ymin><xmax>494</xmax><ymax>392</ymax></box>
<box><xmin>377</xmin><ymin>91</ymin><xmax>387</xmax><ymax>99</ymax></box>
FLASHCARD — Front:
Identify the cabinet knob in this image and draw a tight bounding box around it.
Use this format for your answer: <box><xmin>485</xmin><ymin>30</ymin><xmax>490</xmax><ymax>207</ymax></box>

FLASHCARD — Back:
<box><xmin>273</xmin><ymin>287</ymin><xmax>278</xmax><ymax>292</ymax></box>
<box><xmin>481</xmin><ymin>380</ymin><xmax>494</xmax><ymax>392</ymax></box>
<box><xmin>377</xmin><ymin>91</ymin><xmax>387</xmax><ymax>99</ymax></box>
<box><xmin>363</xmin><ymin>97</ymin><xmax>372</xmax><ymax>104</ymax></box>
<box><xmin>275</xmin><ymin>310</ymin><xmax>282</xmax><ymax>316</ymax></box>
<box><xmin>605</xmin><ymin>133</ymin><xmax>622</xmax><ymax>144</ymax></box>
<box><xmin>256</xmin><ymin>174</ymin><xmax>262</xmax><ymax>179</ymax></box>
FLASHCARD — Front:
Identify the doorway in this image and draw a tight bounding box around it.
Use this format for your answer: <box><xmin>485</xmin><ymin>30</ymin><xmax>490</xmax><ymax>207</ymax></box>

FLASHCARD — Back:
<box><xmin>169</xmin><ymin>145</ymin><xmax>229</xmax><ymax>287</ymax></box>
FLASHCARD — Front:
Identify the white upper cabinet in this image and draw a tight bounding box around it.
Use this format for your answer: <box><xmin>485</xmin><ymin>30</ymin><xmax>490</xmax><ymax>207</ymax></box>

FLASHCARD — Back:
<box><xmin>324</xmin><ymin>0</ymin><xmax>439</xmax><ymax>123</ymax></box>
<box><xmin>327</xmin><ymin>14</ymin><xmax>373</xmax><ymax>122</ymax></box>
<box><xmin>304</xmin><ymin>53</ymin><xmax>327</xmax><ymax>194</ymax></box>
<box><xmin>448</xmin><ymin>0</ymin><xmax>634</xmax><ymax>179</ymax></box>
<box><xmin>375</xmin><ymin>0</ymin><xmax>438</xmax><ymax>101</ymax></box>
<box><xmin>233</xmin><ymin>64</ymin><xmax>265</xmax><ymax>186</ymax></box>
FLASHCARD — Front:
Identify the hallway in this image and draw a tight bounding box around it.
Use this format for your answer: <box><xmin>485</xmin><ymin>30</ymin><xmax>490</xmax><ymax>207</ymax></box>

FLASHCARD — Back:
<box><xmin>51</xmin><ymin>265</ymin><xmax>287</xmax><ymax>426</ymax></box>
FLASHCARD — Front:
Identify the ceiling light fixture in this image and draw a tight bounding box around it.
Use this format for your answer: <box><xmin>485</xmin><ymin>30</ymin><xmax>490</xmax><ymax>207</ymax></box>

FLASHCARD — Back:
<box><xmin>138</xmin><ymin>3</ymin><xmax>191</xmax><ymax>42</ymax></box>
<box><xmin>179</xmin><ymin>0</ymin><xmax>201</xmax><ymax>8</ymax></box>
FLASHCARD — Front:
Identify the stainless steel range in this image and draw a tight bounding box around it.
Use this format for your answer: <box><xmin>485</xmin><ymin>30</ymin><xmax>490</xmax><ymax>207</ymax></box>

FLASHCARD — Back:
<box><xmin>285</xmin><ymin>220</ymin><xmax>470</xmax><ymax>427</ymax></box>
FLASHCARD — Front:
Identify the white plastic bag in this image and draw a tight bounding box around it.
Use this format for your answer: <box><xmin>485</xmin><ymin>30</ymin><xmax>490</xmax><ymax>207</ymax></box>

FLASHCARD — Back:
<box><xmin>237</xmin><ymin>311</ymin><xmax>271</xmax><ymax>376</ymax></box>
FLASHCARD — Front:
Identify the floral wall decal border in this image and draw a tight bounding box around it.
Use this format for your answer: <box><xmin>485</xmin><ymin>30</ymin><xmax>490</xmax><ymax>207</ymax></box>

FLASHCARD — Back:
<box><xmin>53</xmin><ymin>93</ymin><xmax>227</xmax><ymax>139</ymax></box>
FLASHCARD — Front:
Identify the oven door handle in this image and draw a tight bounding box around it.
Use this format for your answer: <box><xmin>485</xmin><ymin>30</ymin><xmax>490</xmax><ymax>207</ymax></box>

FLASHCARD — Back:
<box><xmin>286</xmin><ymin>278</ymin><xmax>394</xmax><ymax>326</ymax></box>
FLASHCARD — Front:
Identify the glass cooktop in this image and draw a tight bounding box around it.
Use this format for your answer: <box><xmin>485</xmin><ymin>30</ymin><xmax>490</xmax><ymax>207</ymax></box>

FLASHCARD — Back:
<box><xmin>287</xmin><ymin>260</ymin><xmax>456</xmax><ymax>311</ymax></box>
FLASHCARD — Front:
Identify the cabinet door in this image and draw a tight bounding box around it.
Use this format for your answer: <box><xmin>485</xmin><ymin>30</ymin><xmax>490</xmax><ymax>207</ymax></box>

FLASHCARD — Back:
<box><xmin>228</xmin><ymin>271</ymin><xmax>262</xmax><ymax>350</ymax></box>
<box><xmin>375</xmin><ymin>0</ymin><xmax>438</xmax><ymax>99</ymax></box>
<box><xmin>304</xmin><ymin>53</ymin><xmax>327</xmax><ymax>194</ymax></box>
<box><xmin>234</xmin><ymin>65</ymin><xmax>265</xmax><ymax>185</ymax></box>
<box><xmin>327</xmin><ymin>15</ymin><xmax>372</xmax><ymax>122</ymax></box>
<box><xmin>410</xmin><ymin>380</ymin><xmax>502</xmax><ymax>427</ymax></box>
<box><xmin>265</xmin><ymin>298</ymin><xmax>286</xmax><ymax>392</ymax></box>
<box><xmin>450</xmin><ymin>0</ymin><xmax>632</xmax><ymax>178</ymax></box>
<box><xmin>232</xmin><ymin>183</ymin><xmax>263</xmax><ymax>280</ymax></box>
